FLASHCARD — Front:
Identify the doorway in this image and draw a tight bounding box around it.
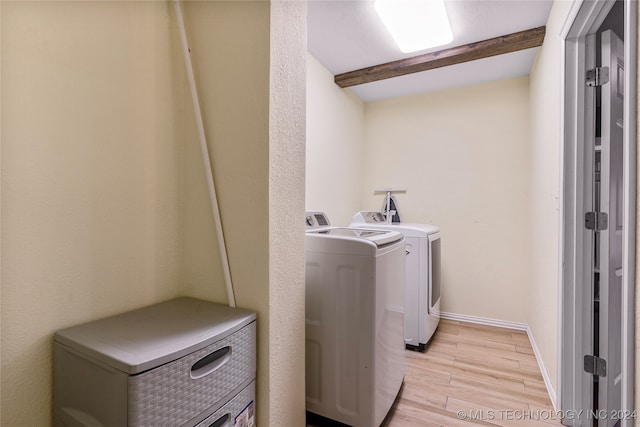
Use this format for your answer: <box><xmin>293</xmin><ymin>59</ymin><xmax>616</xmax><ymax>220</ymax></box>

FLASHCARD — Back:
<box><xmin>560</xmin><ymin>1</ymin><xmax>636</xmax><ymax>426</ymax></box>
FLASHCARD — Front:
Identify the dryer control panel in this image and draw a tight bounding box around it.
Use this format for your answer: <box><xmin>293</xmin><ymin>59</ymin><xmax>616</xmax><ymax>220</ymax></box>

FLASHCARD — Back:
<box><xmin>352</xmin><ymin>211</ymin><xmax>387</xmax><ymax>224</ymax></box>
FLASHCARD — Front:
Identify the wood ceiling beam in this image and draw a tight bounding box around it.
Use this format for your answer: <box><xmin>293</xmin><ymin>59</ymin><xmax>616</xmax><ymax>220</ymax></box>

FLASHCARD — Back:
<box><xmin>334</xmin><ymin>26</ymin><xmax>546</xmax><ymax>88</ymax></box>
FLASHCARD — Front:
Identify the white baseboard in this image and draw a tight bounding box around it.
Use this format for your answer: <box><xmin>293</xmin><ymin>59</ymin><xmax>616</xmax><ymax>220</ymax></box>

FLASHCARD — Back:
<box><xmin>440</xmin><ymin>311</ymin><xmax>528</xmax><ymax>331</ymax></box>
<box><xmin>525</xmin><ymin>326</ymin><xmax>558</xmax><ymax>410</ymax></box>
<box><xmin>440</xmin><ymin>312</ymin><xmax>558</xmax><ymax>410</ymax></box>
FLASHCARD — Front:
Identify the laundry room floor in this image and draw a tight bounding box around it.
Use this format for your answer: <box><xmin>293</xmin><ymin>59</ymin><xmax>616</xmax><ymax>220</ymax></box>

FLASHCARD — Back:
<box><xmin>307</xmin><ymin>319</ymin><xmax>561</xmax><ymax>427</ymax></box>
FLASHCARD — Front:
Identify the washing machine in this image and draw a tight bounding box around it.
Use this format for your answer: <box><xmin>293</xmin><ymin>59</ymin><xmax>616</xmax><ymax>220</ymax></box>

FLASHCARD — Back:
<box><xmin>350</xmin><ymin>211</ymin><xmax>441</xmax><ymax>351</ymax></box>
<box><xmin>304</xmin><ymin>212</ymin><xmax>406</xmax><ymax>427</ymax></box>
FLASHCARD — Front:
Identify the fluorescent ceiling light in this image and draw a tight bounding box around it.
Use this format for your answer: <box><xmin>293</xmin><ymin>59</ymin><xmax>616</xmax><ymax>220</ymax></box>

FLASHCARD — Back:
<box><xmin>374</xmin><ymin>0</ymin><xmax>453</xmax><ymax>53</ymax></box>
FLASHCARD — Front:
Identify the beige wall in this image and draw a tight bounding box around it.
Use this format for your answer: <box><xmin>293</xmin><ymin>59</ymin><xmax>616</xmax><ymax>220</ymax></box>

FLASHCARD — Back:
<box><xmin>528</xmin><ymin>0</ymin><xmax>574</xmax><ymax>403</ymax></box>
<box><xmin>180</xmin><ymin>0</ymin><xmax>271</xmax><ymax>308</ymax></box>
<box><xmin>1</xmin><ymin>2</ymin><xmax>185</xmax><ymax>424</ymax></box>
<box><xmin>180</xmin><ymin>2</ymin><xmax>272</xmax><ymax>423</ymax></box>
<box><xmin>176</xmin><ymin>1</ymin><xmax>307</xmax><ymax>424</ymax></box>
<box><xmin>1</xmin><ymin>1</ymin><xmax>307</xmax><ymax>425</ymax></box>
<box><xmin>362</xmin><ymin>77</ymin><xmax>532</xmax><ymax>323</ymax></box>
<box><xmin>158</xmin><ymin>1</ymin><xmax>307</xmax><ymax>424</ymax></box>
<box><xmin>306</xmin><ymin>53</ymin><xmax>365</xmax><ymax>226</ymax></box>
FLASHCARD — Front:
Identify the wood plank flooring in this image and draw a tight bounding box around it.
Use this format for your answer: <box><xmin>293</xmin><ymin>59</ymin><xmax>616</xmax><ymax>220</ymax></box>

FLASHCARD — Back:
<box><xmin>307</xmin><ymin>319</ymin><xmax>561</xmax><ymax>427</ymax></box>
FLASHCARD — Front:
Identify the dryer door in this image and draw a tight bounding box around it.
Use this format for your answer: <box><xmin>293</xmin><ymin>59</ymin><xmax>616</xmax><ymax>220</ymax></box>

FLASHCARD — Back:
<box><xmin>428</xmin><ymin>232</ymin><xmax>441</xmax><ymax>315</ymax></box>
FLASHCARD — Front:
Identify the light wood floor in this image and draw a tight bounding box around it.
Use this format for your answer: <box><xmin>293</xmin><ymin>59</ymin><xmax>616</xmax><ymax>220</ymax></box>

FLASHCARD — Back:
<box><xmin>308</xmin><ymin>319</ymin><xmax>562</xmax><ymax>427</ymax></box>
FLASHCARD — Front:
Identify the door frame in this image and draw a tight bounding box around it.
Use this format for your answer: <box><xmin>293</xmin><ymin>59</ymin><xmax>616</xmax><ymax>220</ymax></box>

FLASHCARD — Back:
<box><xmin>560</xmin><ymin>1</ymin><xmax>637</xmax><ymax>426</ymax></box>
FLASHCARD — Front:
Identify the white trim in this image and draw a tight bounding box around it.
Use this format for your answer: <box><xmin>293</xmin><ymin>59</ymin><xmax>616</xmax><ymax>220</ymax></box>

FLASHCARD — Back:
<box><xmin>559</xmin><ymin>2</ymin><xmax>609</xmax><ymax>420</ymax></box>
<box><xmin>440</xmin><ymin>312</ymin><xmax>527</xmax><ymax>331</ymax></box>
<box><xmin>620</xmin><ymin>2</ymin><xmax>637</xmax><ymax>425</ymax></box>
<box><xmin>560</xmin><ymin>0</ymin><xmax>584</xmax><ymax>39</ymax></box>
<box><xmin>560</xmin><ymin>1</ymin><xmax>636</xmax><ymax>424</ymax></box>
<box><xmin>556</xmin><ymin>2</ymin><xmax>572</xmax><ymax>412</ymax></box>
<box><xmin>441</xmin><ymin>311</ymin><xmax>557</xmax><ymax>411</ymax></box>
<box><xmin>527</xmin><ymin>324</ymin><xmax>559</xmax><ymax>411</ymax></box>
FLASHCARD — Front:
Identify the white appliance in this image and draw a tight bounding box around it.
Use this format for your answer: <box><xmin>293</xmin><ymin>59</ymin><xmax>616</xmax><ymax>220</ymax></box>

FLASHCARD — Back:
<box><xmin>305</xmin><ymin>212</ymin><xmax>406</xmax><ymax>427</ymax></box>
<box><xmin>351</xmin><ymin>211</ymin><xmax>441</xmax><ymax>351</ymax></box>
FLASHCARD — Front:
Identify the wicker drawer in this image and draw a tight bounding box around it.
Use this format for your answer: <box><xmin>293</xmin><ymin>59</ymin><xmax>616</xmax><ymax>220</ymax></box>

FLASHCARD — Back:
<box><xmin>128</xmin><ymin>322</ymin><xmax>256</xmax><ymax>426</ymax></box>
<box><xmin>195</xmin><ymin>381</ymin><xmax>255</xmax><ymax>427</ymax></box>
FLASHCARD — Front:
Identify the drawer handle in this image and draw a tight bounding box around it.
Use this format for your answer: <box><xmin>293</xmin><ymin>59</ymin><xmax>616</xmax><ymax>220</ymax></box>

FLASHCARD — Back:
<box><xmin>208</xmin><ymin>413</ymin><xmax>229</xmax><ymax>427</ymax></box>
<box><xmin>190</xmin><ymin>346</ymin><xmax>232</xmax><ymax>379</ymax></box>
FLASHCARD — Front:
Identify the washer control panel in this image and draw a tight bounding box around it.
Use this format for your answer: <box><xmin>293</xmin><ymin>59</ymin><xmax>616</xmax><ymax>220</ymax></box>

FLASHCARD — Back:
<box><xmin>305</xmin><ymin>212</ymin><xmax>331</xmax><ymax>229</ymax></box>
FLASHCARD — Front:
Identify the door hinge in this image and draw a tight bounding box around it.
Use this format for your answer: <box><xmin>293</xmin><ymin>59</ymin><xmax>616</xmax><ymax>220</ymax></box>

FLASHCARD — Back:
<box><xmin>584</xmin><ymin>355</ymin><xmax>607</xmax><ymax>377</ymax></box>
<box><xmin>586</xmin><ymin>66</ymin><xmax>610</xmax><ymax>87</ymax></box>
<box><xmin>585</xmin><ymin>212</ymin><xmax>608</xmax><ymax>230</ymax></box>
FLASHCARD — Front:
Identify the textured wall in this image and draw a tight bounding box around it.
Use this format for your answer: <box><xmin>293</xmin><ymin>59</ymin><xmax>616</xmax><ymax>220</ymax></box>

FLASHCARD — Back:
<box><xmin>362</xmin><ymin>77</ymin><xmax>532</xmax><ymax>324</ymax></box>
<box><xmin>306</xmin><ymin>54</ymin><xmax>365</xmax><ymax>226</ymax></box>
<box><xmin>1</xmin><ymin>2</ymin><xmax>184</xmax><ymax>424</ymax></box>
<box><xmin>527</xmin><ymin>0</ymin><xmax>573</xmax><ymax>402</ymax></box>
<box><xmin>268</xmin><ymin>2</ymin><xmax>307</xmax><ymax>424</ymax></box>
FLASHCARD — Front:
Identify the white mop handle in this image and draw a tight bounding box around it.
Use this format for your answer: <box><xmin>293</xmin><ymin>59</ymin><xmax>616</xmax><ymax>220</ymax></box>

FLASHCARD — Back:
<box><xmin>173</xmin><ymin>0</ymin><xmax>236</xmax><ymax>308</ymax></box>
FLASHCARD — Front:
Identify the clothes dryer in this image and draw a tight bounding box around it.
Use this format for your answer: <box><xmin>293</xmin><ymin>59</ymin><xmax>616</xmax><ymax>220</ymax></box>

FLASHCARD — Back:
<box><xmin>351</xmin><ymin>211</ymin><xmax>441</xmax><ymax>351</ymax></box>
<box><xmin>305</xmin><ymin>212</ymin><xmax>406</xmax><ymax>427</ymax></box>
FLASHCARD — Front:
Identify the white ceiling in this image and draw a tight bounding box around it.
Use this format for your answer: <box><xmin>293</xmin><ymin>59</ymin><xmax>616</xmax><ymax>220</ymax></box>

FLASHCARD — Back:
<box><xmin>307</xmin><ymin>0</ymin><xmax>554</xmax><ymax>102</ymax></box>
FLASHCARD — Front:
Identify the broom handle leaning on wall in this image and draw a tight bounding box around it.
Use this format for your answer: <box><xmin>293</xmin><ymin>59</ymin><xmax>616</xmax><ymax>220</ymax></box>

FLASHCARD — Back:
<box><xmin>173</xmin><ymin>0</ymin><xmax>236</xmax><ymax>308</ymax></box>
